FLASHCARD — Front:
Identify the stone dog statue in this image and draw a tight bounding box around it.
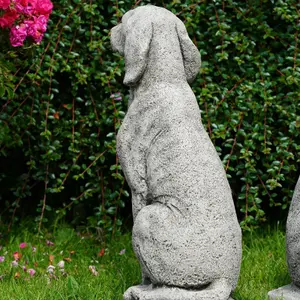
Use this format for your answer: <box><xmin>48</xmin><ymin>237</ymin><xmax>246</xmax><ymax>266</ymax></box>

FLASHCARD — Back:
<box><xmin>111</xmin><ymin>5</ymin><xmax>242</xmax><ymax>300</ymax></box>
<box><xmin>287</xmin><ymin>176</ymin><xmax>300</xmax><ymax>286</ymax></box>
<box><xmin>268</xmin><ymin>177</ymin><xmax>300</xmax><ymax>299</ymax></box>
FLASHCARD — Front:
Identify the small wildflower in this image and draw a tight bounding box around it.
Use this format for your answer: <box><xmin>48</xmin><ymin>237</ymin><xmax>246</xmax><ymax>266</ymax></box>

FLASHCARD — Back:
<box><xmin>110</xmin><ymin>92</ymin><xmax>122</xmax><ymax>101</ymax></box>
<box><xmin>119</xmin><ymin>249</ymin><xmax>126</xmax><ymax>255</ymax></box>
<box><xmin>22</xmin><ymin>265</ymin><xmax>27</xmax><ymax>272</ymax></box>
<box><xmin>28</xmin><ymin>269</ymin><xmax>36</xmax><ymax>277</ymax></box>
<box><xmin>0</xmin><ymin>256</ymin><xmax>5</xmax><ymax>263</ymax></box>
<box><xmin>59</xmin><ymin>250</ymin><xmax>63</xmax><ymax>255</ymax></box>
<box><xmin>89</xmin><ymin>265</ymin><xmax>99</xmax><ymax>276</ymax></box>
<box><xmin>97</xmin><ymin>248</ymin><xmax>105</xmax><ymax>257</ymax></box>
<box><xmin>19</xmin><ymin>242</ymin><xmax>27</xmax><ymax>249</ymax></box>
<box><xmin>63</xmin><ymin>257</ymin><xmax>72</xmax><ymax>262</ymax></box>
<box><xmin>46</xmin><ymin>240</ymin><xmax>54</xmax><ymax>246</ymax></box>
<box><xmin>110</xmin><ymin>92</ymin><xmax>120</xmax><ymax>98</ymax></box>
<box><xmin>11</xmin><ymin>260</ymin><xmax>18</xmax><ymax>267</ymax></box>
<box><xmin>0</xmin><ymin>275</ymin><xmax>4</xmax><ymax>280</ymax></box>
<box><xmin>14</xmin><ymin>272</ymin><xmax>20</xmax><ymax>279</ymax></box>
<box><xmin>32</xmin><ymin>246</ymin><xmax>37</xmax><ymax>253</ymax></box>
<box><xmin>57</xmin><ymin>260</ymin><xmax>64</xmax><ymax>269</ymax></box>
<box><xmin>13</xmin><ymin>252</ymin><xmax>22</xmax><ymax>261</ymax></box>
<box><xmin>49</xmin><ymin>254</ymin><xmax>54</xmax><ymax>264</ymax></box>
<box><xmin>47</xmin><ymin>265</ymin><xmax>55</xmax><ymax>274</ymax></box>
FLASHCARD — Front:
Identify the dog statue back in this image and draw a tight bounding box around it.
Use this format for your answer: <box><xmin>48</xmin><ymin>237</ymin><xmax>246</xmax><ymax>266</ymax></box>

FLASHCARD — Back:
<box><xmin>111</xmin><ymin>5</ymin><xmax>242</xmax><ymax>300</ymax></box>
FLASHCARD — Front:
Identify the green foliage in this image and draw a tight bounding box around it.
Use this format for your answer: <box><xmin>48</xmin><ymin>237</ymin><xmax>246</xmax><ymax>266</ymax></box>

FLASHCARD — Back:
<box><xmin>0</xmin><ymin>0</ymin><xmax>299</xmax><ymax>232</ymax></box>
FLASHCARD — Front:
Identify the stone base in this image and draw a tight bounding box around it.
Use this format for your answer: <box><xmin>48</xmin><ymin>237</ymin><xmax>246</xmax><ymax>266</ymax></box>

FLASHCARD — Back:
<box><xmin>124</xmin><ymin>284</ymin><xmax>234</xmax><ymax>300</ymax></box>
<box><xmin>268</xmin><ymin>284</ymin><xmax>300</xmax><ymax>300</ymax></box>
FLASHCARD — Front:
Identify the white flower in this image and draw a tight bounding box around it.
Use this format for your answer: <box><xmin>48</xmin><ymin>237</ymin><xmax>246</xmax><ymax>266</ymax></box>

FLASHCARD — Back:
<box><xmin>11</xmin><ymin>260</ymin><xmax>18</xmax><ymax>267</ymax></box>
<box><xmin>57</xmin><ymin>260</ymin><xmax>65</xmax><ymax>269</ymax></box>
<box><xmin>88</xmin><ymin>265</ymin><xmax>99</xmax><ymax>276</ymax></box>
<box><xmin>47</xmin><ymin>265</ymin><xmax>55</xmax><ymax>274</ymax></box>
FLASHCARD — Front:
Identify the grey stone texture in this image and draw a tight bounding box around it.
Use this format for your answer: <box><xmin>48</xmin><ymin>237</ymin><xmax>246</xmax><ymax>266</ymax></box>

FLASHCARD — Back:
<box><xmin>111</xmin><ymin>5</ymin><xmax>242</xmax><ymax>300</ymax></box>
<box><xmin>268</xmin><ymin>178</ymin><xmax>300</xmax><ymax>299</ymax></box>
<box><xmin>286</xmin><ymin>177</ymin><xmax>300</xmax><ymax>287</ymax></box>
<box><xmin>268</xmin><ymin>284</ymin><xmax>300</xmax><ymax>300</ymax></box>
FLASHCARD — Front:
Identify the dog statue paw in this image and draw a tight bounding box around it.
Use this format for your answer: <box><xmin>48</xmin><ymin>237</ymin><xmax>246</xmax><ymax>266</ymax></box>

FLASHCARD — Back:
<box><xmin>111</xmin><ymin>5</ymin><xmax>242</xmax><ymax>300</ymax></box>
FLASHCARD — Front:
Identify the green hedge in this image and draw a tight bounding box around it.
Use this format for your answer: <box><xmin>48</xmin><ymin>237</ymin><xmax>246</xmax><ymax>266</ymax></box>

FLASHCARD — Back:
<box><xmin>0</xmin><ymin>0</ymin><xmax>299</xmax><ymax>232</ymax></box>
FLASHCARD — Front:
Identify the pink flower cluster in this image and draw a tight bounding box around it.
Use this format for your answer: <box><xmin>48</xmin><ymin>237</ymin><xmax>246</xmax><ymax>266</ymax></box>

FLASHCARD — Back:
<box><xmin>0</xmin><ymin>0</ymin><xmax>53</xmax><ymax>47</ymax></box>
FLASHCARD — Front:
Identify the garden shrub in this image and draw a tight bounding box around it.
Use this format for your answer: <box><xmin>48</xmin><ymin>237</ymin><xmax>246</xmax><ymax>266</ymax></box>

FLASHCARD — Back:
<box><xmin>0</xmin><ymin>0</ymin><xmax>299</xmax><ymax>233</ymax></box>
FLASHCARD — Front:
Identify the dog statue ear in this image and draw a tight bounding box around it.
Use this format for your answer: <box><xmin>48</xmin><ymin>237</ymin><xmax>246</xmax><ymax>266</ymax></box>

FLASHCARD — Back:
<box><xmin>176</xmin><ymin>21</ymin><xmax>201</xmax><ymax>83</ymax></box>
<box><xmin>123</xmin><ymin>18</ymin><xmax>153</xmax><ymax>86</ymax></box>
<box><xmin>111</xmin><ymin>24</ymin><xmax>125</xmax><ymax>56</ymax></box>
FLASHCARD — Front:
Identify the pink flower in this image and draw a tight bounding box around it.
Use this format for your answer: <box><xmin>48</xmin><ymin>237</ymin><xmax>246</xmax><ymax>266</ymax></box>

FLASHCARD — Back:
<box><xmin>35</xmin><ymin>0</ymin><xmax>53</xmax><ymax>15</ymax></box>
<box><xmin>28</xmin><ymin>268</ymin><xmax>36</xmax><ymax>276</ymax></box>
<box><xmin>110</xmin><ymin>92</ymin><xmax>122</xmax><ymax>101</ymax></box>
<box><xmin>13</xmin><ymin>251</ymin><xmax>21</xmax><ymax>260</ymax></box>
<box><xmin>12</xmin><ymin>0</ymin><xmax>36</xmax><ymax>15</ymax></box>
<box><xmin>46</xmin><ymin>240</ymin><xmax>54</xmax><ymax>246</ymax></box>
<box><xmin>24</xmin><ymin>15</ymin><xmax>46</xmax><ymax>43</ymax></box>
<box><xmin>0</xmin><ymin>256</ymin><xmax>5</xmax><ymax>263</ymax></box>
<box><xmin>0</xmin><ymin>0</ymin><xmax>10</xmax><ymax>9</ymax></box>
<box><xmin>35</xmin><ymin>15</ymin><xmax>47</xmax><ymax>31</ymax></box>
<box><xmin>0</xmin><ymin>10</ymin><xmax>20</xmax><ymax>28</ymax></box>
<box><xmin>10</xmin><ymin>24</ymin><xmax>27</xmax><ymax>46</ymax></box>
<box><xmin>16</xmin><ymin>0</ymin><xmax>28</xmax><ymax>6</ymax></box>
<box><xmin>13</xmin><ymin>2</ymin><xmax>26</xmax><ymax>13</ymax></box>
<box><xmin>19</xmin><ymin>242</ymin><xmax>27</xmax><ymax>249</ymax></box>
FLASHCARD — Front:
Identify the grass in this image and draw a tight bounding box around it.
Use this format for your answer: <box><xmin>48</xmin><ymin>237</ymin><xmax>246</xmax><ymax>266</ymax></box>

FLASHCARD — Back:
<box><xmin>0</xmin><ymin>224</ymin><xmax>290</xmax><ymax>300</ymax></box>
<box><xmin>234</xmin><ymin>226</ymin><xmax>290</xmax><ymax>300</ymax></box>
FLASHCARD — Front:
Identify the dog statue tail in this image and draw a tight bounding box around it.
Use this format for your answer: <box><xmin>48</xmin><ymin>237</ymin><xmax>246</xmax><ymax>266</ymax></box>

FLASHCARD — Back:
<box><xmin>124</xmin><ymin>278</ymin><xmax>233</xmax><ymax>300</ymax></box>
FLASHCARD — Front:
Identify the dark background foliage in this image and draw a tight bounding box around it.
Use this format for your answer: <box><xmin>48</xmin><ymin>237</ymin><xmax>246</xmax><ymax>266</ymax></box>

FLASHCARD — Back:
<box><xmin>0</xmin><ymin>0</ymin><xmax>299</xmax><ymax>234</ymax></box>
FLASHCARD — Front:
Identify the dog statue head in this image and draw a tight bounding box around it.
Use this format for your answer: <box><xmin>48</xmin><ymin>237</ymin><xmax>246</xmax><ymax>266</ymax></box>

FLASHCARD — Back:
<box><xmin>111</xmin><ymin>5</ymin><xmax>201</xmax><ymax>86</ymax></box>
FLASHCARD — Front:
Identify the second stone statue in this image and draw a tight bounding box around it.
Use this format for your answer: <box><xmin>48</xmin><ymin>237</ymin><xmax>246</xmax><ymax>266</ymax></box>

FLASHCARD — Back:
<box><xmin>111</xmin><ymin>5</ymin><xmax>242</xmax><ymax>300</ymax></box>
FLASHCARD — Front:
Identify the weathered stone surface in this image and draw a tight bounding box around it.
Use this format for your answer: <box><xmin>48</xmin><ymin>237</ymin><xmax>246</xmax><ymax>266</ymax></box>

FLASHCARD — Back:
<box><xmin>124</xmin><ymin>284</ymin><xmax>235</xmax><ymax>300</ymax></box>
<box><xmin>286</xmin><ymin>177</ymin><xmax>300</xmax><ymax>287</ymax></box>
<box><xmin>111</xmin><ymin>5</ymin><xmax>242</xmax><ymax>300</ymax></box>
<box><xmin>268</xmin><ymin>284</ymin><xmax>300</xmax><ymax>300</ymax></box>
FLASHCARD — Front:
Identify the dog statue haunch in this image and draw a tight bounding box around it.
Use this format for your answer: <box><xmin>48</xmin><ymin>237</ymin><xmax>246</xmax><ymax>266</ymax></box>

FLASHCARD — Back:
<box><xmin>111</xmin><ymin>5</ymin><xmax>242</xmax><ymax>300</ymax></box>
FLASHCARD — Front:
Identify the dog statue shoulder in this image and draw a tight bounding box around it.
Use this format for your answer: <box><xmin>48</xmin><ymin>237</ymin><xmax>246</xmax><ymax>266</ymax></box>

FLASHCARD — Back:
<box><xmin>111</xmin><ymin>5</ymin><xmax>242</xmax><ymax>300</ymax></box>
